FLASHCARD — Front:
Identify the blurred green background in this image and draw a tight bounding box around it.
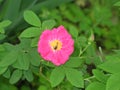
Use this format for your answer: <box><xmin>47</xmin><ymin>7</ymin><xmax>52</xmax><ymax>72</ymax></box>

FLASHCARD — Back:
<box><xmin>0</xmin><ymin>0</ymin><xmax>120</xmax><ymax>90</ymax></box>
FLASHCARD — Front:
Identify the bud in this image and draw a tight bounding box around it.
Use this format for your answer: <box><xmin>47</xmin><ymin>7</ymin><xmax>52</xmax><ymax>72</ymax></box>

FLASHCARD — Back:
<box><xmin>88</xmin><ymin>31</ymin><xmax>94</xmax><ymax>44</ymax></box>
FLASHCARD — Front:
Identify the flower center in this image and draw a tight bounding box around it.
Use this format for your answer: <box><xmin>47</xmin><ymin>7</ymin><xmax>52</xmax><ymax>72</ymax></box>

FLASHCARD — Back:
<box><xmin>49</xmin><ymin>40</ymin><xmax>62</xmax><ymax>51</ymax></box>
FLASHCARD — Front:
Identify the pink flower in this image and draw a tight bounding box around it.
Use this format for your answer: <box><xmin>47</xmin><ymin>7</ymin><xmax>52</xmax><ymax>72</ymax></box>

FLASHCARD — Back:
<box><xmin>38</xmin><ymin>25</ymin><xmax>74</xmax><ymax>66</ymax></box>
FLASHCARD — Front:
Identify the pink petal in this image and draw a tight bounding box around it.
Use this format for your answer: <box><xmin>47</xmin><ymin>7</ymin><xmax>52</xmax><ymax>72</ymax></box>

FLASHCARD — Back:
<box><xmin>51</xmin><ymin>52</ymin><xmax>61</xmax><ymax>66</ymax></box>
<box><xmin>38</xmin><ymin>40</ymin><xmax>50</xmax><ymax>58</ymax></box>
<box><xmin>40</xmin><ymin>30</ymin><xmax>51</xmax><ymax>40</ymax></box>
<box><xmin>62</xmin><ymin>38</ymin><xmax>74</xmax><ymax>47</ymax></box>
<box><xmin>37</xmin><ymin>25</ymin><xmax>74</xmax><ymax>66</ymax></box>
<box><xmin>43</xmin><ymin>50</ymin><xmax>54</xmax><ymax>61</ymax></box>
<box><xmin>58</xmin><ymin>50</ymin><xmax>69</xmax><ymax>64</ymax></box>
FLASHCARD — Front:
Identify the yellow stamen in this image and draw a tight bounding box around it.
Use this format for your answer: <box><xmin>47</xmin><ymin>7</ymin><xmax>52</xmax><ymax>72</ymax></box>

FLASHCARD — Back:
<box><xmin>49</xmin><ymin>40</ymin><xmax>62</xmax><ymax>51</ymax></box>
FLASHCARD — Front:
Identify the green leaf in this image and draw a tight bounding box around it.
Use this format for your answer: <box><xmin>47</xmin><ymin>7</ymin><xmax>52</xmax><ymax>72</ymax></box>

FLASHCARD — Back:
<box><xmin>3</xmin><ymin>43</ymin><xmax>15</xmax><ymax>51</ymax></box>
<box><xmin>98</xmin><ymin>55</ymin><xmax>120</xmax><ymax>73</ymax></box>
<box><xmin>42</xmin><ymin>19</ymin><xmax>56</xmax><ymax>30</ymax></box>
<box><xmin>0</xmin><ymin>83</ymin><xmax>17</xmax><ymax>90</ymax></box>
<box><xmin>64</xmin><ymin>57</ymin><xmax>84</xmax><ymax>68</ymax></box>
<box><xmin>0</xmin><ymin>67</ymin><xmax>7</xmax><ymax>75</ymax></box>
<box><xmin>20</xmin><ymin>53</ymin><xmax>30</xmax><ymax>70</ymax></box>
<box><xmin>42</xmin><ymin>61</ymin><xmax>55</xmax><ymax>67</ymax></box>
<box><xmin>50</xmin><ymin>67</ymin><xmax>65</xmax><ymax>87</ymax></box>
<box><xmin>24</xmin><ymin>70</ymin><xmax>34</xmax><ymax>82</ymax></box>
<box><xmin>3</xmin><ymin>0</ymin><xmax>21</xmax><ymax>21</ymax></box>
<box><xmin>106</xmin><ymin>72</ymin><xmax>120</xmax><ymax>90</ymax></box>
<box><xmin>9</xmin><ymin>69</ymin><xmax>22</xmax><ymax>84</ymax></box>
<box><xmin>69</xmin><ymin>25</ymin><xmax>78</xmax><ymax>38</ymax></box>
<box><xmin>20</xmin><ymin>86</ymin><xmax>30</xmax><ymax>90</ymax></box>
<box><xmin>0</xmin><ymin>34</ymin><xmax>6</xmax><ymax>40</ymax></box>
<box><xmin>65</xmin><ymin>68</ymin><xmax>84</xmax><ymax>88</ymax></box>
<box><xmin>77</xmin><ymin>36</ymin><xmax>87</xmax><ymax>47</ymax></box>
<box><xmin>31</xmin><ymin>0</ymin><xmax>73</xmax><ymax>12</ymax></box>
<box><xmin>38</xmin><ymin>85</ymin><xmax>48</xmax><ymax>90</ymax></box>
<box><xmin>13</xmin><ymin>52</ymin><xmax>30</xmax><ymax>70</ymax></box>
<box><xmin>86</xmin><ymin>82</ymin><xmax>106</xmax><ymax>90</ymax></box>
<box><xmin>0</xmin><ymin>0</ymin><xmax>3</xmax><ymax>3</ymax></box>
<box><xmin>0</xmin><ymin>28</ymin><xmax>5</xmax><ymax>33</ymax></box>
<box><xmin>0</xmin><ymin>51</ymin><xmax>18</xmax><ymax>67</ymax></box>
<box><xmin>92</xmin><ymin>69</ymin><xmax>108</xmax><ymax>83</ymax></box>
<box><xmin>31</xmin><ymin>66</ymin><xmax>40</xmax><ymax>75</ymax></box>
<box><xmin>114</xmin><ymin>1</ymin><xmax>120</xmax><ymax>6</ymax></box>
<box><xmin>29</xmin><ymin>49</ymin><xmax>40</xmax><ymax>67</ymax></box>
<box><xmin>0</xmin><ymin>45</ymin><xmax>5</xmax><ymax>51</ymax></box>
<box><xmin>12</xmin><ymin>54</ymin><xmax>22</xmax><ymax>69</ymax></box>
<box><xmin>3</xmin><ymin>69</ymin><xmax>11</xmax><ymax>78</ymax></box>
<box><xmin>31</xmin><ymin>37</ymin><xmax>39</xmax><ymax>47</ymax></box>
<box><xmin>20</xmin><ymin>27</ymin><xmax>41</xmax><ymax>38</ymax></box>
<box><xmin>24</xmin><ymin>10</ymin><xmax>41</xmax><ymax>27</ymax></box>
<box><xmin>0</xmin><ymin>20</ymin><xmax>11</xmax><ymax>34</ymax></box>
<box><xmin>18</xmin><ymin>39</ymin><xmax>31</xmax><ymax>49</ymax></box>
<box><xmin>0</xmin><ymin>20</ymin><xmax>11</xmax><ymax>28</ymax></box>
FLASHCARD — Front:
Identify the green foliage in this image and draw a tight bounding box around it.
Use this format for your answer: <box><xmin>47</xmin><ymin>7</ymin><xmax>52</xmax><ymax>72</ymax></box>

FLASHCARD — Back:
<box><xmin>50</xmin><ymin>67</ymin><xmax>65</xmax><ymax>87</ymax></box>
<box><xmin>65</xmin><ymin>68</ymin><xmax>84</xmax><ymax>88</ymax></box>
<box><xmin>0</xmin><ymin>50</ymin><xmax>18</xmax><ymax>67</ymax></box>
<box><xmin>0</xmin><ymin>20</ymin><xmax>11</xmax><ymax>41</ymax></box>
<box><xmin>0</xmin><ymin>67</ymin><xmax>7</xmax><ymax>75</ymax></box>
<box><xmin>3</xmin><ymin>69</ymin><xmax>11</xmax><ymax>78</ymax></box>
<box><xmin>64</xmin><ymin>57</ymin><xmax>84</xmax><ymax>68</ymax></box>
<box><xmin>21</xmin><ymin>10</ymin><xmax>56</xmax><ymax>47</ymax></box>
<box><xmin>23</xmin><ymin>70</ymin><xmax>34</xmax><ymax>82</ymax></box>
<box><xmin>92</xmin><ymin>69</ymin><xmax>107</xmax><ymax>83</ymax></box>
<box><xmin>106</xmin><ymin>72</ymin><xmax>120</xmax><ymax>90</ymax></box>
<box><xmin>42</xmin><ymin>19</ymin><xmax>56</xmax><ymax>30</ymax></box>
<box><xmin>69</xmin><ymin>25</ymin><xmax>78</xmax><ymax>38</ymax></box>
<box><xmin>0</xmin><ymin>20</ymin><xmax>11</xmax><ymax>33</ymax></box>
<box><xmin>9</xmin><ymin>70</ymin><xmax>22</xmax><ymax>84</ymax></box>
<box><xmin>0</xmin><ymin>39</ymin><xmax>41</xmax><ymax>84</ymax></box>
<box><xmin>98</xmin><ymin>55</ymin><xmax>120</xmax><ymax>73</ymax></box>
<box><xmin>0</xmin><ymin>83</ymin><xmax>17</xmax><ymax>90</ymax></box>
<box><xmin>86</xmin><ymin>82</ymin><xmax>106</xmax><ymax>90</ymax></box>
<box><xmin>24</xmin><ymin>10</ymin><xmax>41</xmax><ymax>27</ymax></box>
<box><xmin>0</xmin><ymin>0</ymin><xmax>120</xmax><ymax>90</ymax></box>
<box><xmin>13</xmin><ymin>52</ymin><xmax>30</xmax><ymax>70</ymax></box>
<box><xmin>20</xmin><ymin>27</ymin><xmax>41</xmax><ymax>38</ymax></box>
<box><xmin>114</xmin><ymin>1</ymin><xmax>120</xmax><ymax>6</ymax></box>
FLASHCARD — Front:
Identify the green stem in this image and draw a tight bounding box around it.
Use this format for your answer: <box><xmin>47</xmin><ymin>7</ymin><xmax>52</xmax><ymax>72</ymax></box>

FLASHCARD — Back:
<box><xmin>39</xmin><ymin>66</ymin><xmax>51</xmax><ymax>83</ymax></box>
<box><xmin>79</xmin><ymin>44</ymin><xmax>91</xmax><ymax>57</ymax></box>
<box><xmin>84</xmin><ymin>76</ymin><xmax>95</xmax><ymax>83</ymax></box>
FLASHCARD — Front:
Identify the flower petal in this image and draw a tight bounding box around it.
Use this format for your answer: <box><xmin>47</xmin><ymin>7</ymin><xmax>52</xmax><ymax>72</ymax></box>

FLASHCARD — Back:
<box><xmin>38</xmin><ymin>25</ymin><xmax>74</xmax><ymax>66</ymax></box>
<box><xmin>40</xmin><ymin>30</ymin><xmax>51</xmax><ymax>40</ymax></box>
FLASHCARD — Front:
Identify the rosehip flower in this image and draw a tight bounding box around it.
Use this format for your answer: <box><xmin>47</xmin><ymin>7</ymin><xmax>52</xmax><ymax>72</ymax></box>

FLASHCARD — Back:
<box><xmin>38</xmin><ymin>25</ymin><xmax>74</xmax><ymax>66</ymax></box>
